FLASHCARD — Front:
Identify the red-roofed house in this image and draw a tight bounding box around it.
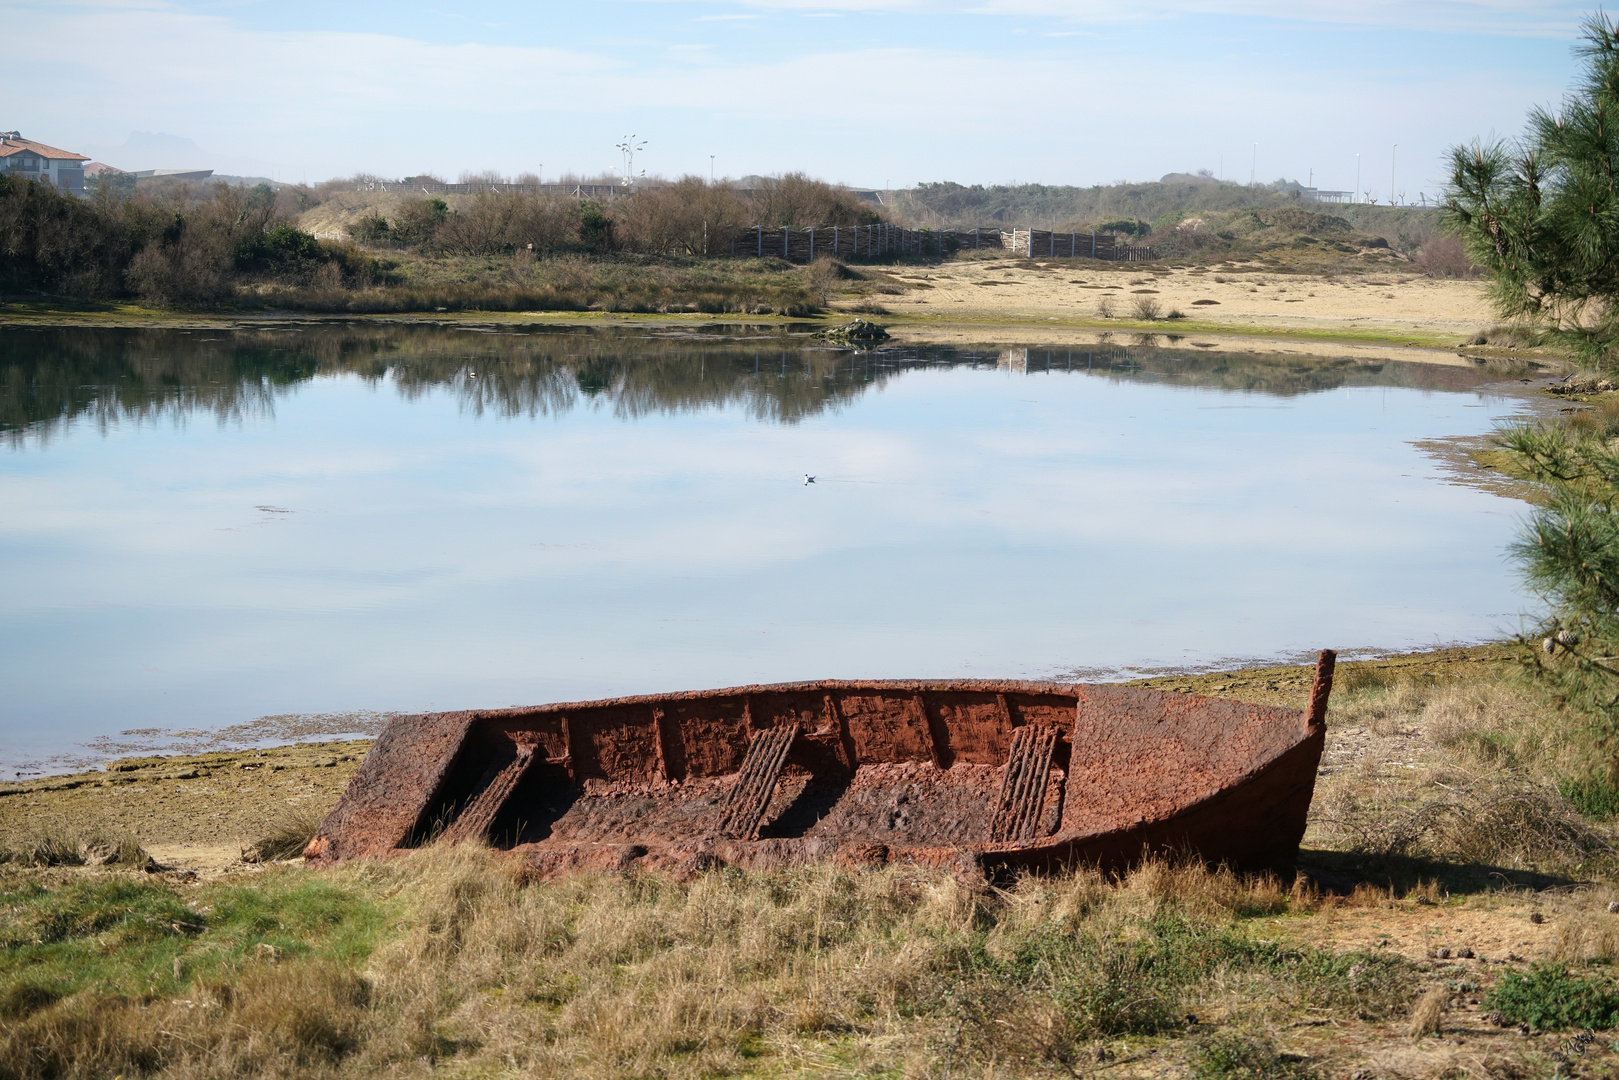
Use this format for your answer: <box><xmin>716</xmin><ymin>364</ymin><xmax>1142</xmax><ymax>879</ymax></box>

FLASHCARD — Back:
<box><xmin>0</xmin><ymin>132</ymin><xmax>89</xmax><ymax>193</ymax></box>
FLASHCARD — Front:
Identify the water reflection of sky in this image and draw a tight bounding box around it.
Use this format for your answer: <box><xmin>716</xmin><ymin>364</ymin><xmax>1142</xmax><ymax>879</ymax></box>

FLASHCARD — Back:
<box><xmin>0</xmin><ymin>332</ymin><xmax>1537</xmax><ymax>774</ymax></box>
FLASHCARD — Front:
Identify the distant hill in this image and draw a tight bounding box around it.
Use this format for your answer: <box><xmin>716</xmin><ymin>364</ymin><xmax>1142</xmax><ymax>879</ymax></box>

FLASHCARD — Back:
<box><xmin>885</xmin><ymin>179</ymin><xmax>1442</xmax><ymax>257</ymax></box>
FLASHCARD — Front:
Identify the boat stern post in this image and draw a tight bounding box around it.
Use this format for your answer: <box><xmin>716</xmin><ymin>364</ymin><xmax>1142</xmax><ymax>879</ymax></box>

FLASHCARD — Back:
<box><xmin>1305</xmin><ymin>649</ymin><xmax>1336</xmax><ymax>731</ymax></box>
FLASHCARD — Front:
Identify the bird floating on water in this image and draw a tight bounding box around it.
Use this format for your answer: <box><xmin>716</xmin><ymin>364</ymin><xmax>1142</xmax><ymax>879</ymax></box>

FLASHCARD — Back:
<box><xmin>804</xmin><ymin>474</ymin><xmax>816</xmax><ymax>485</ymax></box>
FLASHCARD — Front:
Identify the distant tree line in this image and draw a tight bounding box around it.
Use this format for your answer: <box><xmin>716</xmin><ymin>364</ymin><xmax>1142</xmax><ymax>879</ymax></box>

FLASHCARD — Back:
<box><xmin>0</xmin><ymin>172</ymin><xmax>885</xmax><ymax>307</ymax></box>
<box><xmin>349</xmin><ymin>173</ymin><xmax>882</xmax><ymax>257</ymax></box>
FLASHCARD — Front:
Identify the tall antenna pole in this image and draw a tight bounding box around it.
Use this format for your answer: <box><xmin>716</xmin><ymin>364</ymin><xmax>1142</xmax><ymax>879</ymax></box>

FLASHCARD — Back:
<box><xmin>710</xmin><ymin>155</ymin><xmax>715</xmax><ymax>183</ymax></box>
<box><xmin>1390</xmin><ymin>144</ymin><xmax>1397</xmax><ymax>206</ymax></box>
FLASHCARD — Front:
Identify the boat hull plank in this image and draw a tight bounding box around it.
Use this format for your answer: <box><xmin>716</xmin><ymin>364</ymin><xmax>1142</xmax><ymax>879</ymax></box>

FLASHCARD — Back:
<box><xmin>302</xmin><ymin>711</ymin><xmax>477</xmax><ymax>863</ymax></box>
<box><xmin>1063</xmin><ymin>686</ymin><xmax>1319</xmax><ymax>839</ymax></box>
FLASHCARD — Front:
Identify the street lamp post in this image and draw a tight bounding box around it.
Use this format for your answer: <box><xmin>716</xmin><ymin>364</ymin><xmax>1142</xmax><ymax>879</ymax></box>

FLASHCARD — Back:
<box><xmin>615</xmin><ymin>135</ymin><xmax>646</xmax><ymax>187</ymax></box>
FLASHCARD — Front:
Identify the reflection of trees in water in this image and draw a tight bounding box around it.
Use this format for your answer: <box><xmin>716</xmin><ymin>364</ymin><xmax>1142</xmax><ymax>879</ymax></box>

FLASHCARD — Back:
<box><xmin>0</xmin><ymin>325</ymin><xmax>1520</xmax><ymax>446</ymax></box>
<box><xmin>999</xmin><ymin>344</ymin><xmax>1531</xmax><ymax>396</ymax></box>
<box><xmin>0</xmin><ymin>329</ymin><xmax>310</xmax><ymax>447</ymax></box>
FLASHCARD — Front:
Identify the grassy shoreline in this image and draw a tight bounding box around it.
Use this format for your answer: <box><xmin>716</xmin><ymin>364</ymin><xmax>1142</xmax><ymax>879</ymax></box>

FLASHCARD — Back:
<box><xmin>0</xmin><ymin>301</ymin><xmax>1555</xmax><ymax>362</ymax></box>
<box><xmin>10</xmin><ymin>642</ymin><xmax>1619</xmax><ymax>1078</ymax></box>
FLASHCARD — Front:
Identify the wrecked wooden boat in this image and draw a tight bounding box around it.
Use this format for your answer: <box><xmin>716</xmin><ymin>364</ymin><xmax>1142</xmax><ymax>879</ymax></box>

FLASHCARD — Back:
<box><xmin>305</xmin><ymin>650</ymin><xmax>1335</xmax><ymax>877</ymax></box>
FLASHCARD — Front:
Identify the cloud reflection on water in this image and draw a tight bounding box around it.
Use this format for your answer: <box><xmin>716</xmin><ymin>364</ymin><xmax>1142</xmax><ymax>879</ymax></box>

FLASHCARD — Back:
<box><xmin>0</xmin><ymin>326</ymin><xmax>1538</xmax><ymax>773</ymax></box>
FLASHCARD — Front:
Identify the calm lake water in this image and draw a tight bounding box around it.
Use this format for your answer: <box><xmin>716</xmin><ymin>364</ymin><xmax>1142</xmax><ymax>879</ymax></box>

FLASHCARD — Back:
<box><xmin>0</xmin><ymin>325</ymin><xmax>1540</xmax><ymax>775</ymax></box>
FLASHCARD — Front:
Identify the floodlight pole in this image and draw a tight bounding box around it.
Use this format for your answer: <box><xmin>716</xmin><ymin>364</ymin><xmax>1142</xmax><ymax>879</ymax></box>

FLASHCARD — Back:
<box><xmin>616</xmin><ymin>135</ymin><xmax>647</xmax><ymax>187</ymax></box>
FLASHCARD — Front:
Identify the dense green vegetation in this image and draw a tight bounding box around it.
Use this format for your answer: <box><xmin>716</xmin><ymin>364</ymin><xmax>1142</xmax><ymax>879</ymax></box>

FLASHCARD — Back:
<box><xmin>0</xmin><ymin>174</ymin><xmax>377</xmax><ymax>305</ymax></box>
<box><xmin>1447</xmin><ymin>13</ymin><xmax>1619</xmax><ymax>359</ymax></box>
<box><xmin>1435</xmin><ymin>11</ymin><xmax>1619</xmax><ymax>801</ymax></box>
<box><xmin>1486</xmin><ymin>963</ymin><xmax>1619</xmax><ymax>1030</ymax></box>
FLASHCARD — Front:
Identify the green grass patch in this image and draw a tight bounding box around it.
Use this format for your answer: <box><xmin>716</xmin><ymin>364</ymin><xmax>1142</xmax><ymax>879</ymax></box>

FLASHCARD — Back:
<box><xmin>0</xmin><ymin>869</ymin><xmax>389</xmax><ymax>1007</ymax></box>
<box><xmin>1191</xmin><ymin>1030</ymin><xmax>1317</xmax><ymax>1080</ymax></box>
<box><xmin>956</xmin><ymin>911</ymin><xmax>1413</xmax><ymax>1044</ymax></box>
<box><xmin>1486</xmin><ymin>962</ymin><xmax>1619</xmax><ymax>1030</ymax></box>
<box><xmin>1560</xmin><ymin>777</ymin><xmax>1619</xmax><ymax>819</ymax></box>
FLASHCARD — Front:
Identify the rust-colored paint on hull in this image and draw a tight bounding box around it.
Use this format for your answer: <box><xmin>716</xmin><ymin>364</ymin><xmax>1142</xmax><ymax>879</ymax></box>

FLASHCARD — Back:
<box><xmin>307</xmin><ymin>653</ymin><xmax>1335</xmax><ymax>877</ymax></box>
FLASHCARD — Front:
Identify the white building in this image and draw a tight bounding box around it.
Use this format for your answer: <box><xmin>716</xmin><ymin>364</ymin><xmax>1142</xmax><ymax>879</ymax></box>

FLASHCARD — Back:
<box><xmin>0</xmin><ymin>132</ymin><xmax>89</xmax><ymax>193</ymax></box>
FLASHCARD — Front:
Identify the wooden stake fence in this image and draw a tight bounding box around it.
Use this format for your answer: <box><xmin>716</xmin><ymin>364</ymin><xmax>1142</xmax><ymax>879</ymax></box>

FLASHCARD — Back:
<box><xmin>728</xmin><ymin>225</ymin><xmax>1154</xmax><ymax>262</ymax></box>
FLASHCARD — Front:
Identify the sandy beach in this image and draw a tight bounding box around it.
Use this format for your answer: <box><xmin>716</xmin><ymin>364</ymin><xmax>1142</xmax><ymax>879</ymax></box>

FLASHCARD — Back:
<box><xmin>853</xmin><ymin>258</ymin><xmax>1500</xmax><ymax>350</ymax></box>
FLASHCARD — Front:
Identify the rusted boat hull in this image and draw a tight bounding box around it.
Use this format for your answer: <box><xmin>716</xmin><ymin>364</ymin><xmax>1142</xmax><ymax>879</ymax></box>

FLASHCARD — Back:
<box><xmin>306</xmin><ymin>652</ymin><xmax>1334</xmax><ymax>877</ymax></box>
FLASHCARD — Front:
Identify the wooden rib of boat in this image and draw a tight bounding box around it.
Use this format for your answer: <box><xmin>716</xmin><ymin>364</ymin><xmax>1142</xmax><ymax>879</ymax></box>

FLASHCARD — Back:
<box><xmin>305</xmin><ymin>650</ymin><xmax>1335</xmax><ymax>877</ymax></box>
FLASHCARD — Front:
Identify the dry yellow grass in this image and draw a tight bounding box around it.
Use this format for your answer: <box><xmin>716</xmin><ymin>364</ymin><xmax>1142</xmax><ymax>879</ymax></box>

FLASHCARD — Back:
<box><xmin>0</xmin><ymin>850</ymin><xmax>1427</xmax><ymax>1080</ymax></box>
<box><xmin>1306</xmin><ymin>665</ymin><xmax>1619</xmax><ymax>878</ymax></box>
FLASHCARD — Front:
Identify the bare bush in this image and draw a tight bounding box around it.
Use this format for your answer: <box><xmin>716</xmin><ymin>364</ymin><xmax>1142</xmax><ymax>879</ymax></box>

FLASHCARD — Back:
<box><xmin>1415</xmin><ymin>234</ymin><xmax>1477</xmax><ymax>278</ymax></box>
<box><xmin>613</xmin><ymin>177</ymin><xmax>749</xmax><ymax>255</ymax></box>
<box><xmin>1132</xmin><ymin>295</ymin><xmax>1162</xmax><ymax>320</ymax></box>
<box><xmin>435</xmin><ymin>193</ymin><xmax>580</xmax><ymax>256</ymax></box>
<box><xmin>123</xmin><ymin>186</ymin><xmax>262</xmax><ymax>304</ymax></box>
<box><xmin>748</xmin><ymin>173</ymin><xmax>880</xmax><ymax>229</ymax></box>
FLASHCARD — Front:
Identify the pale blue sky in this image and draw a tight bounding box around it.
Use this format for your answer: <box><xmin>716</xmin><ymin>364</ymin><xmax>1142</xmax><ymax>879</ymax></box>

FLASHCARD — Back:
<box><xmin>2</xmin><ymin>1</ymin><xmax>1592</xmax><ymax>194</ymax></box>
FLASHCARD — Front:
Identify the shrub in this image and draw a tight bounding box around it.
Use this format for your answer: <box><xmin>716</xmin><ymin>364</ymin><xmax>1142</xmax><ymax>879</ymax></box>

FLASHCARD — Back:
<box><xmin>614</xmin><ymin>177</ymin><xmax>749</xmax><ymax>256</ymax></box>
<box><xmin>125</xmin><ymin>216</ymin><xmax>235</xmax><ymax>304</ymax></box>
<box><xmin>351</xmin><ymin>212</ymin><xmax>390</xmax><ymax>244</ymax></box>
<box><xmin>435</xmin><ymin>192</ymin><xmax>581</xmax><ymax>256</ymax></box>
<box><xmin>1098</xmin><ymin>217</ymin><xmax>1152</xmax><ymax>238</ymax></box>
<box><xmin>579</xmin><ymin>201</ymin><xmax>613</xmax><ymax>250</ymax></box>
<box><xmin>1133</xmin><ymin>295</ymin><xmax>1162</xmax><ymax>320</ymax></box>
<box><xmin>1561</xmin><ymin>776</ymin><xmax>1619</xmax><ymax>818</ymax></box>
<box><xmin>0</xmin><ymin>174</ymin><xmax>136</xmax><ymax>296</ymax></box>
<box><xmin>1487</xmin><ymin>962</ymin><xmax>1619</xmax><ymax>1030</ymax></box>
<box><xmin>1190</xmin><ymin>1030</ymin><xmax>1315</xmax><ymax>1080</ymax></box>
<box><xmin>1415</xmin><ymin>234</ymin><xmax>1476</xmax><ymax>278</ymax></box>
<box><xmin>236</xmin><ymin>222</ymin><xmax>323</xmax><ymax>272</ymax></box>
<box><xmin>747</xmin><ymin>173</ymin><xmax>880</xmax><ymax>228</ymax></box>
<box><xmin>248</xmin><ymin>807</ymin><xmax>327</xmax><ymax>863</ymax></box>
<box><xmin>391</xmin><ymin>196</ymin><xmax>448</xmax><ymax>248</ymax></box>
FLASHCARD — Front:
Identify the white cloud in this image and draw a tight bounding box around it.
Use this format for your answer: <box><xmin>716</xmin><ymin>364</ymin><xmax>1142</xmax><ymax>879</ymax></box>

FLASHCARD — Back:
<box><xmin>628</xmin><ymin>0</ymin><xmax>1585</xmax><ymax>33</ymax></box>
<box><xmin>0</xmin><ymin>0</ymin><xmax>1570</xmax><ymax>183</ymax></box>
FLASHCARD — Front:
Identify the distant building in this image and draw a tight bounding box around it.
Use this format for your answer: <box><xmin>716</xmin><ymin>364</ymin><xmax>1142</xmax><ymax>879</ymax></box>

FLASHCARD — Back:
<box><xmin>0</xmin><ymin>132</ymin><xmax>89</xmax><ymax>193</ymax></box>
<box><xmin>128</xmin><ymin>169</ymin><xmax>213</xmax><ymax>181</ymax></box>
